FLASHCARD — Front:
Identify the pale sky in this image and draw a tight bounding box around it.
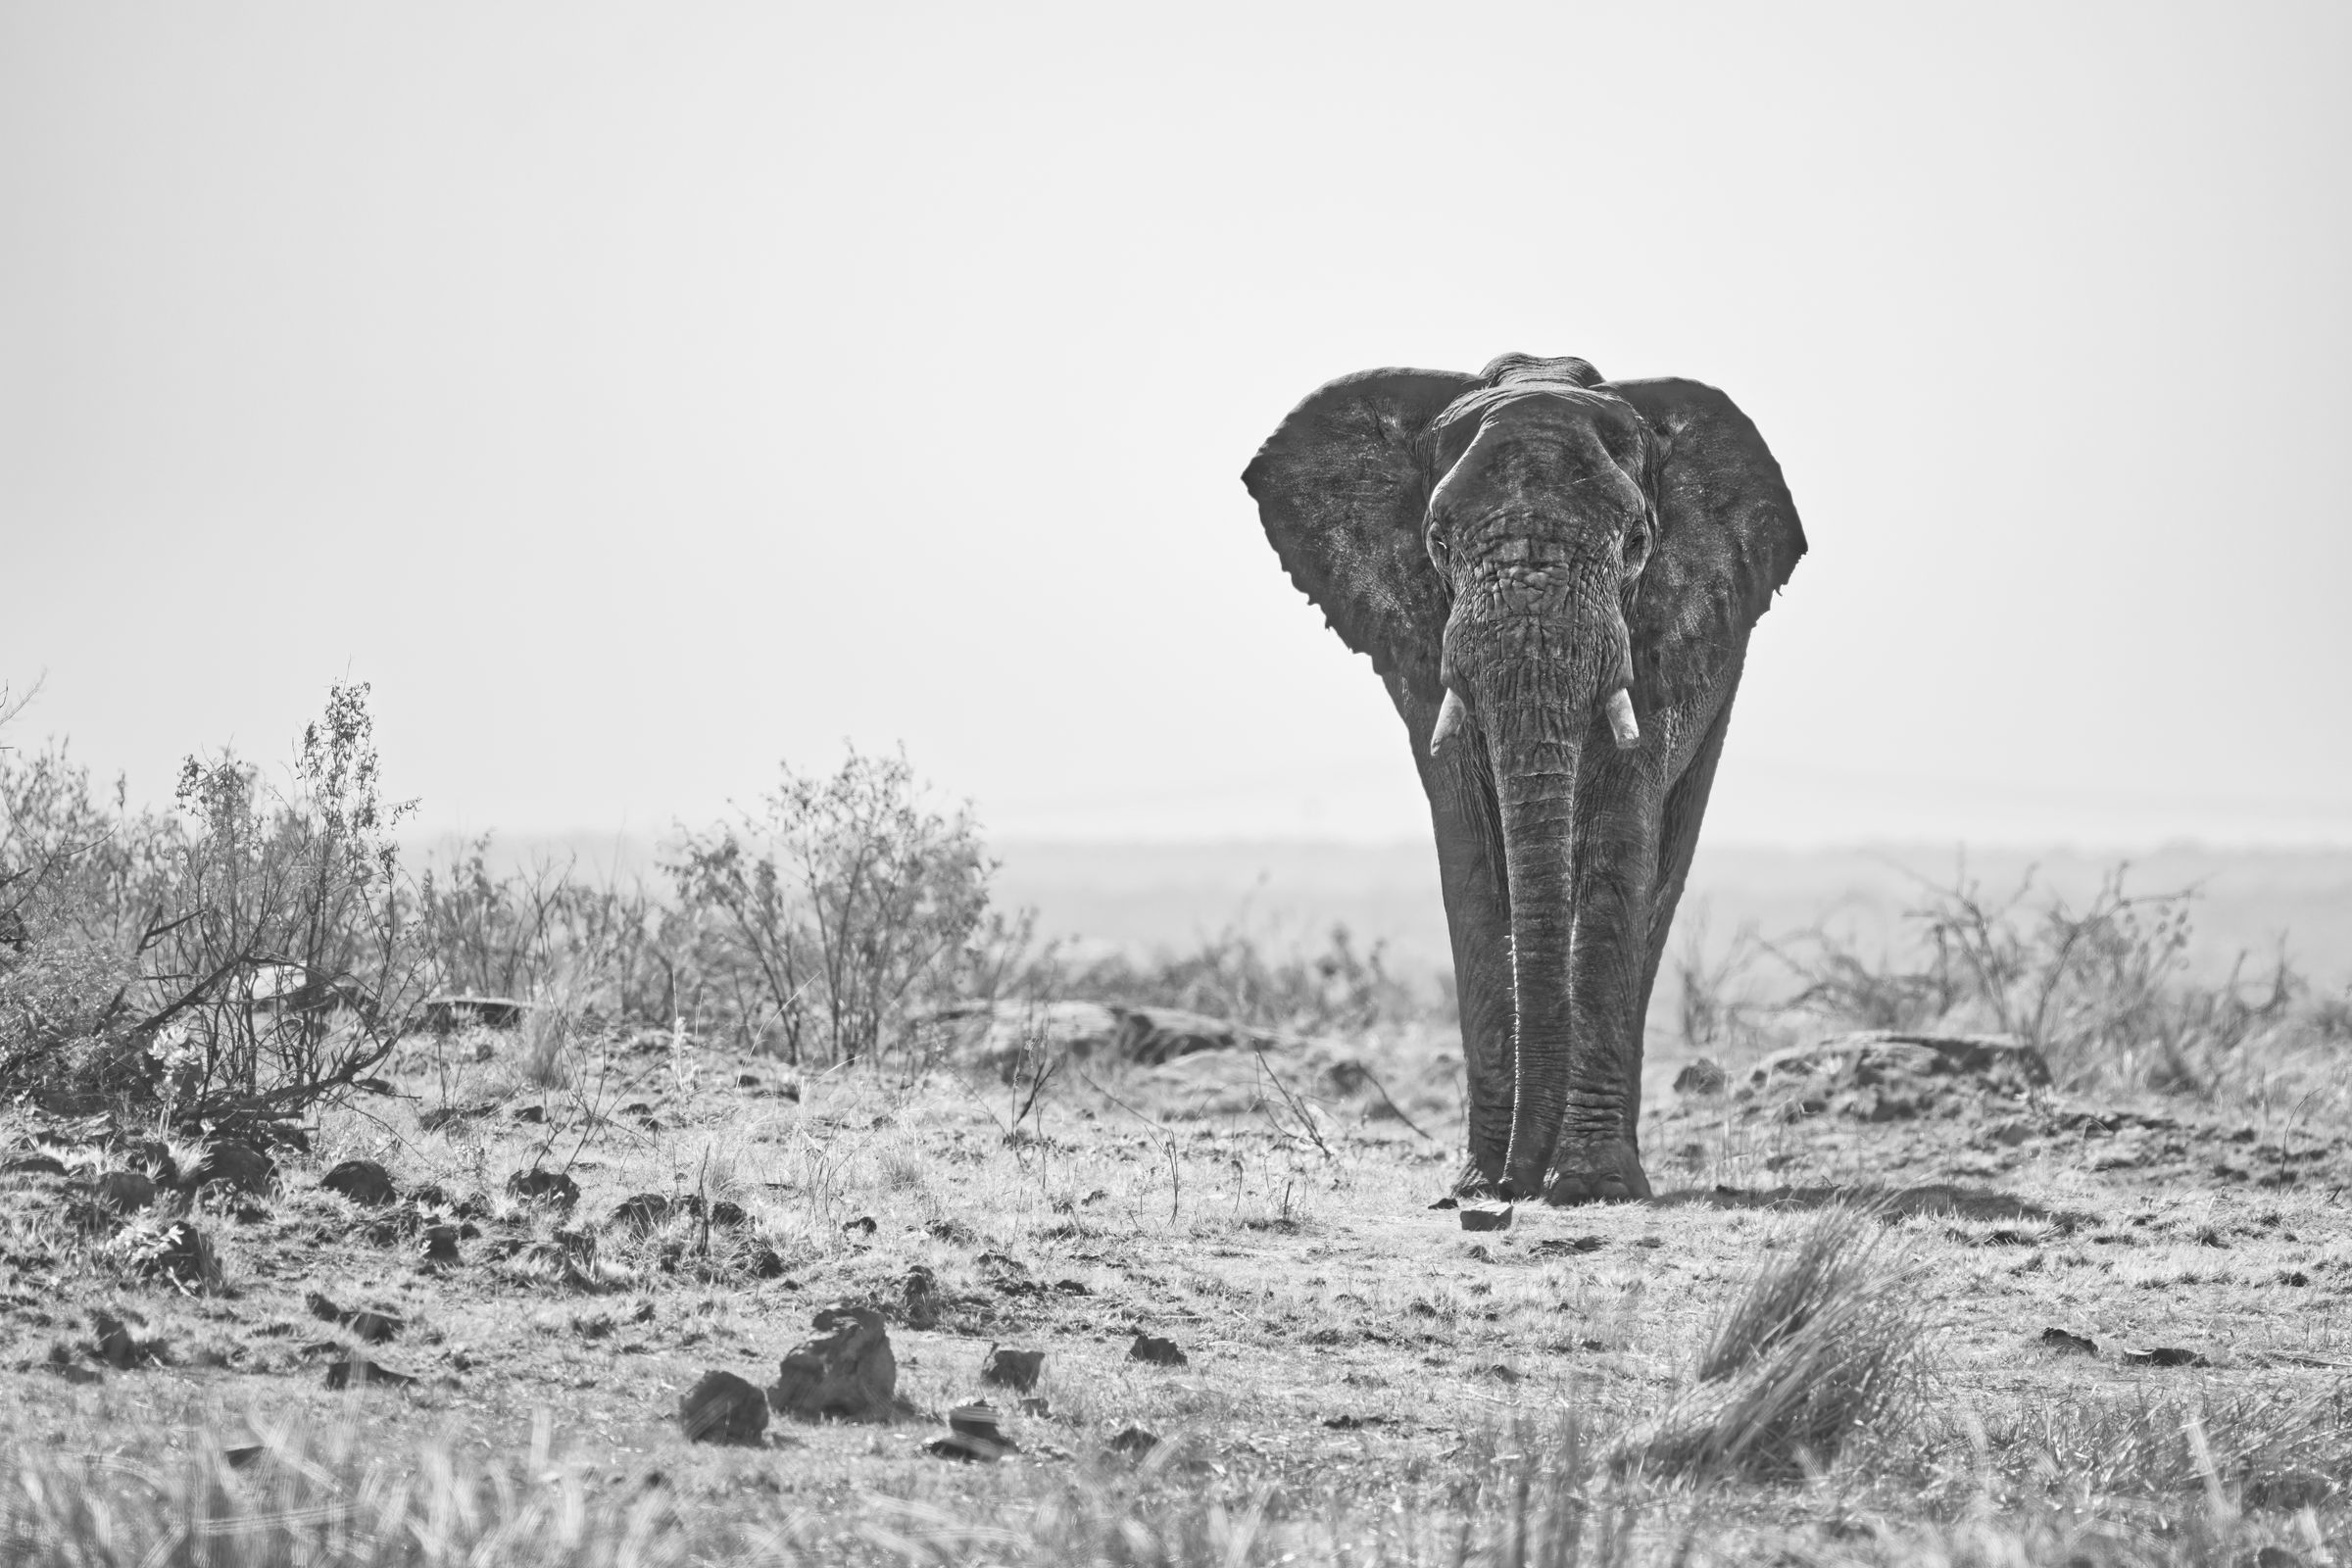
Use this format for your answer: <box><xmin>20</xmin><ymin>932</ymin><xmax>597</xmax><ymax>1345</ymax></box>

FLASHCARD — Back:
<box><xmin>4</xmin><ymin>2</ymin><xmax>2347</xmax><ymax>847</ymax></box>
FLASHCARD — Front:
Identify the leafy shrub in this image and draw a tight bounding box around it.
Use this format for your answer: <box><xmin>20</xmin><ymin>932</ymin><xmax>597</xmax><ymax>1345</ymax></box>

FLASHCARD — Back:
<box><xmin>0</xmin><ymin>682</ymin><xmax>427</xmax><ymax>1117</ymax></box>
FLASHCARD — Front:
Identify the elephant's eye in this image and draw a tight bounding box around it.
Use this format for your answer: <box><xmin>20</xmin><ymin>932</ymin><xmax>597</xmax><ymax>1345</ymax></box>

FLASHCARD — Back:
<box><xmin>1427</xmin><ymin>526</ymin><xmax>1450</xmax><ymax>572</ymax></box>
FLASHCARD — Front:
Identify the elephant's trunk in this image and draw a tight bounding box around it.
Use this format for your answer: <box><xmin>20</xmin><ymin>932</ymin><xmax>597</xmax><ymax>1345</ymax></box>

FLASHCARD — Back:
<box><xmin>1490</xmin><ymin>706</ymin><xmax>1584</xmax><ymax>1198</ymax></box>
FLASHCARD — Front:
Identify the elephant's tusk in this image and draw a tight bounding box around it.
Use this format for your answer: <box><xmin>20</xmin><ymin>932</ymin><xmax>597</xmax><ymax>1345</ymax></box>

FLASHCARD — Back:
<box><xmin>1430</xmin><ymin>688</ymin><xmax>1470</xmax><ymax>756</ymax></box>
<box><xmin>1604</xmin><ymin>688</ymin><xmax>1640</xmax><ymax>749</ymax></box>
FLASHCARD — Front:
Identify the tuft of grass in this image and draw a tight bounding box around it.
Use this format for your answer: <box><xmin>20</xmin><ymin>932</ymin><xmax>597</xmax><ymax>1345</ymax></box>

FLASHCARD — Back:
<box><xmin>1625</xmin><ymin>1205</ymin><xmax>1934</xmax><ymax>1484</ymax></box>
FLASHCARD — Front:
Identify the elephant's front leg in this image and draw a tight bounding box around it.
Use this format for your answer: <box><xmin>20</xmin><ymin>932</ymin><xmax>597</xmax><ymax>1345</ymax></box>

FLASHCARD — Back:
<box><xmin>1542</xmin><ymin>754</ymin><xmax>1670</xmax><ymax>1204</ymax></box>
<box><xmin>1390</xmin><ymin>674</ymin><xmax>1515</xmax><ymax>1190</ymax></box>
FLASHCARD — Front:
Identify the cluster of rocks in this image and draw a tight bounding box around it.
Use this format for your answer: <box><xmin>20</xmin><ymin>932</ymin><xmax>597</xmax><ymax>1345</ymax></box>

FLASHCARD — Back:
<box><xmin>680</xmin><ymin>1302</ymin><xmax>1190</xmax><ymax>1460</ymax></box>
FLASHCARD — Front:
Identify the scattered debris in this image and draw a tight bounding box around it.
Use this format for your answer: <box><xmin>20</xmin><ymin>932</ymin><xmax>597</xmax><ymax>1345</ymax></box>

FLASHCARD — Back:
<box><xmin>321</xmin><ymin>1160</ymin><xmax>398</xmax><ymax>1207</ymax></box>
<box><xmin>981</xmin><ymin>1346</ymin><xmax>1045</xmax><ymax>1392</ymax></box>
<box><xmin>2121</xmin><ymin>1346</ymin><xmax>2209</xmax><ymax>1368</ymax></box>
<box><xmin>679</xmin><ymin>1370</ymin><xmax>769</xmax><ymax>1445</ymax></box>
<box><xmin>1530</xmin><ymin>1235</ymin><xmax>1607</xmax><ymax>1257</ymax></box>
<box><xmin>1129</xmin><ymin>1333</ymin><xmax>1187</xmax><ymax>1367</ymax></box>
<box><xmin>768</xmin><ymin>1303</ymin><xmax>898</xmax><ymax>1420</ymax></box>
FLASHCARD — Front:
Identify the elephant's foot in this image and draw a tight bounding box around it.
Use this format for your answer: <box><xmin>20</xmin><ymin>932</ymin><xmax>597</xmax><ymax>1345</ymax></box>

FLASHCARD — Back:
<box><xmin>1450</xmin><ymin>1153</ymin><xmax>1505</xmax><ymax>1202</ymax></box>
<box><xmin>1541</xmin><ymin>1139</ymin><xmax>1651</xmax><ymax>1205</ymax></box>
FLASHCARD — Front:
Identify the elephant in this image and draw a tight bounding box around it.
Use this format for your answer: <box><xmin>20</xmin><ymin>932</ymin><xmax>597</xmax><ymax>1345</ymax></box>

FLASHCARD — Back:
<box><xmin>1243</xmin><ymin>353</ymin><xmax>1805</xmax><ymax>1204</ymax></box>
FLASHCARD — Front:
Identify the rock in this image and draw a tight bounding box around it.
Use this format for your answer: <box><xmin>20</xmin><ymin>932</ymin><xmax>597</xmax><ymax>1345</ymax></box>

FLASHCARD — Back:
<box><xmin>901</xmin><ymin>1265</ymin><xmax>942</xmax><ymax>1329</ymax></box>
<box><xmin>1743</xmin><ymin>1034</ymin><xmax>2050</xmax><ymax>1117</ymax></box>
<box><xmin>1673</xmin><ymin>1058</ymin><xmax>1728</xmax><ymax>1096</ymax></box>
<box><xmin>609</xmin><ymin>1194</ymin><xmax>683</xmax><ymax>1230</ymax></box>
<box><xmin>2121</xmin><ymin>1346</ymin><xmax>2209</xmax><ymax>1368</ymax></box>
<box><xmin>92</xmin><ymin>1311</ymin><xmax>144</xmax><ymax>1368</ymax></box>
<box><xmin>1458</xmin><ymin>1200</ymin><xmax>1514</xmax><ymax>1233</ymax></box>
<box><xmin>1108</xmin><ymin>1425</ymin><xmax>1159</xmax><ymax>1456</ymax></box>
<box><xmin>418</xmin><ymin>1225</ymin><xmax>461</xmax><ymax>1264</ymax></box>
<box><xmin>768</xmin><ymin>1303</ymin><xmax>897</xmax><ymax>1421</ymax></box>
<box><xmin>679</xmin><ymin>1370</ymin><xmax>769</xmax><ymax>1445</ymax></box>
<box><xmin>1129</xmin><ymin>1333</ymin><xmax>1187</xmax><ymax>1367</ymax></box>
<box><xmin>92</xmin><ymin>1170</ymin><xmax>157</xmax><ymax>1215</ymax></box>
<box><xmin>709</xmin><ymin>1200</ymin><xmax>748</xmax><ymax>1229</ymax></box>
<box><xmin>2039</xmin><ymin>1327</ymin><xmax>2097</xmax><ymax>1355</ymax></box>
<box><xmin>980</xmin><ymin>1346</ymin><xmax>1045</xmax><ymax>1393</ymax></box>
<box><xmin>323</xmin><ymin>1357</ymin><xmax>416</xmax><ymax>1390</ymax></box>
<box><xmin>188</xmin><ymin>1141</ymin><xmax>275</xmax><ymax>1195</ymax></box>
<box><xmin>507</xmin><ymin>1169</ymin><xmax>580</xmax><ymax>1211</ymax></box>
<box><xmin>321</xmin><ymin>1160</ymin><xmax>398</xmax><ymax>1207</ymax></box>
<box><xmin>927</xmin><ymin>1400</ymin><xmax>1018</xmax><ymax>1460</ymax></box>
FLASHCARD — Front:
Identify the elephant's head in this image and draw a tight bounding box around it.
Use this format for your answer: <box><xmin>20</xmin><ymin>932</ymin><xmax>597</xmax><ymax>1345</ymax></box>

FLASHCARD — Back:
<box><xmin>1244</xmin><ymin>353</ymin><xmax>1802</xmax><ymax>1195</ymax></box>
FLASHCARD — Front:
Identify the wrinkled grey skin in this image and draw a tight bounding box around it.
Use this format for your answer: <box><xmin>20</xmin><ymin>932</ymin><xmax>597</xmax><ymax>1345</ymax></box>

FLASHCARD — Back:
<box><xmin>1244</xmin><ymin>355</ymin><xmax>1804</xmax><ymax>1203</ymax></box>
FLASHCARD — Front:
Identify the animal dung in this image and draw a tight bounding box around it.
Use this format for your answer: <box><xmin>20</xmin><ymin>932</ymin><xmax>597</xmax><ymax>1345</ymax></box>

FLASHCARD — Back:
<box><xmin>769</xmin><ymin>1302</ymin><xmax>898</xmax><ymax>1420</ymax></box>
<box><xmin>980</xmin><ymin>1345</ymin><xmax>1045</xmax><ymax>1392</ymax></box>
<box><xmin>679</xmin><ymin>1369</ymin><xmax>769</xmax><ymax>1445</ymax></box>
<box><xmin>1128</xmin><ymin>1333</ymin><xmax>1187</xmax><ymax>1367</ymax></box>
<box><xmin>2039</xmin><ymin>1327</ymin><xmax>2097</xmax><ymax>1355</ymax></box>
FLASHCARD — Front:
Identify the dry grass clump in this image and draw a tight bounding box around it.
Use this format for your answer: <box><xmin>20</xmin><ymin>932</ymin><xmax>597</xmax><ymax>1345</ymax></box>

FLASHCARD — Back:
<box><xmin>1623</xmin><ymin>1205</ymin><xmax>1934</xmax><ymax>1483</ymax></box>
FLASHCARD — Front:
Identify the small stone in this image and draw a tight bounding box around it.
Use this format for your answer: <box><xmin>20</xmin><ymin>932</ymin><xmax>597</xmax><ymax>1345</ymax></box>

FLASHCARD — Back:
<box><xmin>512</xmin><ymin>1105</ymin><xmax>546</xmax><ymax>1124</ymax></box>
<box><xmin>1673</xmin><ymin>1058</ymin><xmax>1727</xmax><ymax>1096</ymax></box>
<box><xmin>1053</xmin><ymin>1278</ymin><xmax>1091</xmax><ymax>1296</ymax></box>
<box><xmin>1128</xmin><ymin>1333</ymin><xmax>1187</xmax><ymax>1367</ymax></box>
<box><xmin>507</xmin><ymin>1169</ymin><xmax>580</xmax><ymax>1211</ymax></box>
<box><xmin>842</xmin><ymin>1215</ymin><xmax>878</xmax><ymax>1240</ymax></box>
<box><xmin>188</xmin><ymin>1142</ymin><xmax>275</xmax><ymax>1195</ymax></box>
<box><xmin>2039</xmin><ymin>1328</ymin><xmax>2097</xmax><ymax>1355</ymax></box>
<box><xmin>980</xmin><ymin>1346</ymin><xmax>1045</xmax><ymax>1393</ymax></box>
<box><xmin>768</xmin><ymin>1302</ymin><xmax>897</xmax><ymax>1421</ymax></box>
<box><xmin>321</xmin><ymin>1160</ymin><xmax>397</xmax><ymax>1207</ymax></box>
<box><xmin>1458</xmin><ymin>1200</ymin><xmax>1514</xmax><ymax>1233</ymax></box>
<box><xmin>679</xmin><ymin>1370</ymin><xmax>769</xmax><ymax>1445</ymax></box>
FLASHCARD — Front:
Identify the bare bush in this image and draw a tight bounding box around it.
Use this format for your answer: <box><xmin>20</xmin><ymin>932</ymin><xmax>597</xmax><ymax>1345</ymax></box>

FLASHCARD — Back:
<box><xmin>667</xmin><ymin>746</ymin><xmax>998</xmax><ymax>1067</ymax></box>
<box><xmin>1770</xmin><ymin>861</ymin><xmax>2330</xmax><ymax>1097</ymax></box>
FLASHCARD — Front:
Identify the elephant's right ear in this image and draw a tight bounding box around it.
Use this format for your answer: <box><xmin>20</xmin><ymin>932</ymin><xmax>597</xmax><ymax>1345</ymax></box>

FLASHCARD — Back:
<box><xmin>1242</xmin><ymin>368</ymin><xmax>1479</xmax><ymax>692</ymax></box>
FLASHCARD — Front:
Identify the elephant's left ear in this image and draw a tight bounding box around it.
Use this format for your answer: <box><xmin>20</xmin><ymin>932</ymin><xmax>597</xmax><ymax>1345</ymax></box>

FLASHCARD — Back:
<box><xmin>1243</xmin><ymin>368</ymin><xmax>1481</xmax><ymax>694</ymax></box>
<box><xmin>1609</xmin><ymin>377</ymin><xmax>1808</xmax><ymax>708</ymax></box>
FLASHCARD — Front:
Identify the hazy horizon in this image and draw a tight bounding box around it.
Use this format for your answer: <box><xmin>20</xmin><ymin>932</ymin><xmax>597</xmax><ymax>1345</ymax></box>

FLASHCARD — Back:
<box><xmin>5</xmin><ymin>3</ymin><xmax>2349</xmax><ymax>852</ymax></box>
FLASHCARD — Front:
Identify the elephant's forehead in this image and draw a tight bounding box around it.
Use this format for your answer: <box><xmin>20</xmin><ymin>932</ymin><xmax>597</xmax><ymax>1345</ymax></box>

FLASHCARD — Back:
<box><xmin>1433</xmin><ymin>383</ymin><xmax>1641</xmax><ymax>466</ymax></box>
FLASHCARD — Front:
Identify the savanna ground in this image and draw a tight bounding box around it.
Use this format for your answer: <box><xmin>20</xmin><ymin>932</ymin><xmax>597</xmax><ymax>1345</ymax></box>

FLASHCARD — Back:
<box><xmin>4</xmin><ymin>685</ymin><xmax>2350</xmax><ymax>1564</ymax></box>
